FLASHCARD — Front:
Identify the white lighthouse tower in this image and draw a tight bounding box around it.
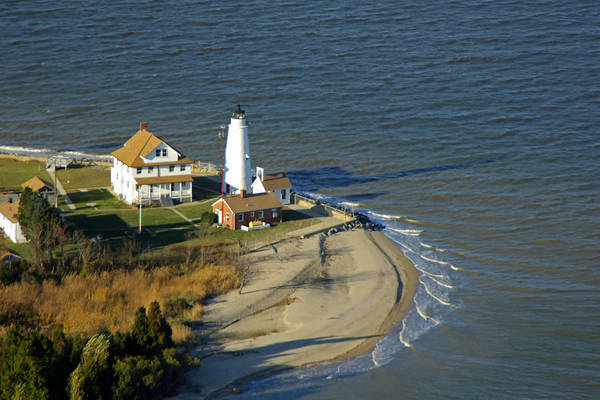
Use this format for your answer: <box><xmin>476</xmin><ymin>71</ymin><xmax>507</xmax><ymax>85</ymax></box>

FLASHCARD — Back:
<box><xmin>223</xmin><ymin>105</ymin><xmax>252</xmax><ymax>195</ymax></box>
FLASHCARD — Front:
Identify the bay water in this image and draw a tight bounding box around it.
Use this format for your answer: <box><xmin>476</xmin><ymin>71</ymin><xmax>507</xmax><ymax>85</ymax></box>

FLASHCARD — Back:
<box><xmin>1</xmin><ymin>1</ymin><xmax>598</xmax><ymax>398</ymax></box>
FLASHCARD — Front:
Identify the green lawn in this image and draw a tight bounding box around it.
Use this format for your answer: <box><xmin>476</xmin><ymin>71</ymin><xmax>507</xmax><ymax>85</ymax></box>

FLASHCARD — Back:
<box><xmin>64</xmin><ymin>207</ymin><xmax>193</xmax><ymax>246</ymax></box>
<box><xmin>2</xmin><ymin>159</ymin><xmax>323</xmax><ymax>261</ymax></box>
<box><xmin>216</xmin><ymin>209</ymin><xmax>319</xmax><ymax>243</ymax></box>
<box><xmin>0</xmin><ymin>158</ymin><xmax>52</xmax><ymax>191</ymax></box>
<box><xmin>1</xmin><ymin>236</ymin><xmax>32</xmax><ymax>261</ymax></box>
<box><xmin>176</xmin><ymin>208</ymin><xmax>320</xmax><ymax>249</ymax></box>
<box><xmin>56</xmin><ymin>166</ymin><xmax>110</xmax><ymax>190</ymax></box>
<box><xmin>175</xmin><ymin>199</ymin><xmax>217</xmax><ymax>222</ymax></box>
<box><xmin>67</xmin><ymin>189</ymin><xmax>131</xmax><ymax>210</ymax></box>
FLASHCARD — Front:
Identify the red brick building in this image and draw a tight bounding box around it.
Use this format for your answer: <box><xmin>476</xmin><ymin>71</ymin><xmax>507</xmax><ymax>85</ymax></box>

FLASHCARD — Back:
<box><xmin>212</xmin><ymin>191</ymin><xmax>282</xmax><ymax>231</ymax></box>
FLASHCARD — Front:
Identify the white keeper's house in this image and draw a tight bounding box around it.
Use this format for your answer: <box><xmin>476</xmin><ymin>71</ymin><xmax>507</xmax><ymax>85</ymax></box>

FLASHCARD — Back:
<box><xmin>111</xmin><ymin>123</ymin><xmax>194</xmax><ymax>205</ymax></box>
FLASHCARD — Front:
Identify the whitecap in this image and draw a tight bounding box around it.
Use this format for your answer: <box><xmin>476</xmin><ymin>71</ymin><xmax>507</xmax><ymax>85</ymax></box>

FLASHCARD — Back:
<box><xmin>387</xmin><ymin>227</ymin><xmax>423</xmax><ymax>236</ymax></box>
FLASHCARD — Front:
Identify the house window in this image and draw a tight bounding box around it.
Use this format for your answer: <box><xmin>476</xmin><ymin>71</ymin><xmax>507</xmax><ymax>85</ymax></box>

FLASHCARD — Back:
<box><xmin>250</xmin><ymin>211</ymin><xmax>255</xmax><ymax>218</ymax></box>
<box><xmin>258</xmin><ymin>210</ymin><xmax>264</xmax><ymax>219</ymax></box>
<box><xmin>238</xmin><ymin>213</ymin><xmax>244</xmax><ymax>222</ymax></box>
<box><xmin>180</xmin><ymin>165</ymin><xmax>186</xmax><ymax>172</ymax></box>
<box><xmin>169</xmin><ymin>165</ymin><xmax>174</xmax><ymax>172</ymax></box>
<box><xmin>170</xmin><ymin>183</ymin><xmax>174</xmax><ymax>191</ymax></box>
<box><xmin>148</xmin><ymin>167</ymin><xmax>153</xmax><ymax>174</ymax></box>
<box><xmin>137</xmin><ymin>168</ymin><xmax>142</xmax><ymax>174</ymax></box>
<box><xmin>272</xmin><ymin>208</ymin><xmax>278</xmax><ymax>218</ymax></box>
<box><xmin>156</xmin><ymin>149</ymin><xmax>161</xmax><ymax>157</ymax></box>
<box><xmin>225</xmin><ymin>213</ymin><xmax>230</xmax><ymax>221</ymax></box>
<box><xmin>150</xmin><ymin>186</ymin><xmax>154</xmax><ymax>193</ymax></box>
<box><xmin>136</xmin><ymin>184</ymin><xmax>139</xmax><ymax>190</ymax></box>
<box><xmin>162</xmin><ymin>149</ymin><xmax>167</xmax><ymax>156</ymax></box>
<box><xmin>281</xmin><ymin>190</ymin><xmax>286</xmax><ymax>200</ymax></box>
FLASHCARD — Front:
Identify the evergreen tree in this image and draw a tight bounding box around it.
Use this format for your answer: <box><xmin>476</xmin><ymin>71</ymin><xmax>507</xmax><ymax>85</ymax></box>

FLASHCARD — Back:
<box><xmin>112</xmin><ymin>355</ymin><xmax>163</xmax><ymax>400</ymax></box>
<box><xmin>0</xmin><ymin>326</ymin><xmax>52</xmax><ymax>400</ymax></box>
<box><xmin>68</xmin><ymin>334</ymin><xmax>113</xmax><ymax>400</ymax></box>
<box><xmin>17</xmin><ymin>187</ymin><xmax>63</xmax><ymax>268</ymax></box>
<box><xmin>147</xmin><ymin>301</ymin><xmax>174</xmax><ymax>350</ymax></box>
<box><xmin>131</xmin><ymin>306</ymin><xmax>154</xmax><ymax>355</ymax></box>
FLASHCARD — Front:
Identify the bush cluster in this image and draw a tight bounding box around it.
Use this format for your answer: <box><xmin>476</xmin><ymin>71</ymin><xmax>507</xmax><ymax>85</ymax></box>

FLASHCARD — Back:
<box><xmin>0</xmin><ymin>302</ymin><xmax>198</xmax><ymax>400</ymax></box>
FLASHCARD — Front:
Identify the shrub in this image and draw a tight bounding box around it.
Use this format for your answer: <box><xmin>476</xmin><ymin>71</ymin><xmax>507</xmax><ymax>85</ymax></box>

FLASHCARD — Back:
<box><xmin>199</xmin><ymin>211</ymin><xmax>216</xmax><ymax>224</ymax></box>
<box><xmin>0</xmin><ymin>326</ymin><xmax>82</xmax><ymax>400</ymax></box>
<box><xmin>0</xmin><ymin>260</ymin><xmax>28</xmax><ymax>285</ymax></box>
<box><xmin>68</xmin><ymin>334</ymin><xmax>113</xmax><ymax>400</ymax></box>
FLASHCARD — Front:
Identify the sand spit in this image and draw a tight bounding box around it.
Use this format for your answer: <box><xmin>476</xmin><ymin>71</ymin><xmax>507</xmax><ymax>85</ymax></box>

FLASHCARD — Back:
<box><xmin>172</xmin><ymin>229</ymin><xmax>418</xmax><ymax>399</ymax></box>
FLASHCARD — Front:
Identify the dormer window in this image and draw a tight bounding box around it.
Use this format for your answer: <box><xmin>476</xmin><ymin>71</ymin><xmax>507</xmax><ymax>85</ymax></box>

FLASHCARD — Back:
<box><xmin>162</xmin><ymin>149</ymin><xmax>167</xmax><ymax>156</ymax></box>
<box><xmin>155</xmin><ymin>149</ymin><xmax>161</xmax><ymax>157</ymax></box>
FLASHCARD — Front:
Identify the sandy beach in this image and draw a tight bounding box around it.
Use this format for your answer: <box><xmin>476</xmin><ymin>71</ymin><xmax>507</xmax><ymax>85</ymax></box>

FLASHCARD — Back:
<box><xmin>172</xmin><ymin>228</ymin><xmax>418</xmax><ymax>399</ymax></box>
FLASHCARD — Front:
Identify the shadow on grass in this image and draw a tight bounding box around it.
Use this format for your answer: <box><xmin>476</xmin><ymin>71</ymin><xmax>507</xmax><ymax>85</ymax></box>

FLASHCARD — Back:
<box><xmin>68</xmin><ymin>189</ymin><xmax>130</xmax><ymax>209</ymax></box>
<box><xmin>65</xmin><ymin>213</ymin><xmax>129</xmax><ymax>239</ymax></box>
<box><xmin>149</xmin><ymin>228</ymin><xmax>196</xmax><ymax>248</ymax></box>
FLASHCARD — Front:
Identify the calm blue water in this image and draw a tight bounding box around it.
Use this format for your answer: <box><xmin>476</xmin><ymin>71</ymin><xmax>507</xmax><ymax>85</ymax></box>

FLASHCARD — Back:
<box><xmin>1</xmin><ymin>1</ymin><xmax>599</xmax><ymax>398</ymax></box>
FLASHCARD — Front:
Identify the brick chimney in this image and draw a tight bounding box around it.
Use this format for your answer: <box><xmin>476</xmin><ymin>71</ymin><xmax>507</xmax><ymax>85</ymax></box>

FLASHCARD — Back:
<box><xmin>240</xmin><ymin>189</ymin><xmax>246</xmax><ymax>199</ymax></box>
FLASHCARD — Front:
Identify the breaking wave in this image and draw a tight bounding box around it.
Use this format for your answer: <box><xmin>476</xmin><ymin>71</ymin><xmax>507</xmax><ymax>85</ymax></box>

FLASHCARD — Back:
<box><xmin>226</xmin><ymin>193</ymin><xmax>463</xmax><ymax>398</ymax></box>
<box><xmin>0</xmin><ymin>145</ymin><xmax>111</xmax><ymax>161</ymax></box>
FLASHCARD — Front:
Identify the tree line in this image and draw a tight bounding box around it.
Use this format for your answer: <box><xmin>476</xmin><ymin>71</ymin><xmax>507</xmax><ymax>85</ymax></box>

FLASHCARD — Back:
<box><xmin>0</xmin><ymin>302</ymin><xmax>198</xmax><ymax>400</ymax></box>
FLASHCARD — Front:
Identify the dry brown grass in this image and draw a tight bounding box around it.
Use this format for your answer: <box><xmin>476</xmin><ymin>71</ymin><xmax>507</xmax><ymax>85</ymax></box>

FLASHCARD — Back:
<box><xmin>171</xmin><ymin>323</ymin><xmax>195</xmax><ymax>345</ymax></box>
<box><xmin>0</xmin><ymin>265</ymin><xmax>240</xmax><ymax>337</ymax></box>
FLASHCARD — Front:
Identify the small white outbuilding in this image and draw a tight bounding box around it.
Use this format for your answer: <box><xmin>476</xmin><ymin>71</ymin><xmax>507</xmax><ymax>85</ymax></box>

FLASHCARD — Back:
<box><xmin>251</xmin><ymin>167</ymin><xmax>292</xmax><ymax>205</ymax></box>
<box><xmin>0</xmin><ymin>198</ymin><xmax>27</xmax><ymax>243</ymax></box>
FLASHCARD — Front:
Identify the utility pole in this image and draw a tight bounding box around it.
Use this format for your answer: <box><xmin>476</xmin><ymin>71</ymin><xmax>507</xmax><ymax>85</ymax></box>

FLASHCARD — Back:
<box><xmin>138</xmin><ymin>188</ymin><xmax>142</xmax><ymax>234</ymax></box>
<box><xmin>53</xmin><ymin>162</ymin><xmax>58</xmax><ymax>208</ymax></box>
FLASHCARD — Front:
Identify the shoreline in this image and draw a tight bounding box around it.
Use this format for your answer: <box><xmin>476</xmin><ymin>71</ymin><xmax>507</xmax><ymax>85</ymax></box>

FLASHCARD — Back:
<box><xmin>332</xmin><ymin>230</ymin><xmax>418</xmax><ymax>361</ymax></box>
<box><xmin>1</xmin><ymin>150</ymin><xmax>419</xmax><ymax>397</ymax></box>
<box><xmin>173</xmin><ymin>228</ymin><xmax>419</xmax><ymax>399</ymax></box>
